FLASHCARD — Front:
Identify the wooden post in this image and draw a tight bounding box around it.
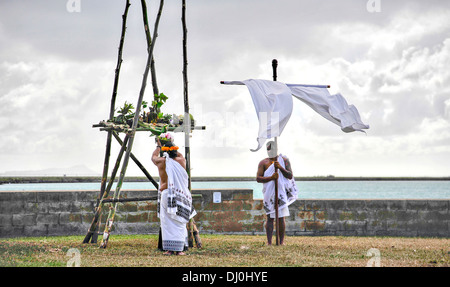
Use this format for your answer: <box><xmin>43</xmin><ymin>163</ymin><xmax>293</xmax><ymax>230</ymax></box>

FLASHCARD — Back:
<box><xmin>274</xmin><ymin>137</ymin><xmax>279</xmax><ymax>246</ymax></box>
<box><xmin>83</xmin><ymin>133</ymin><xmax>129</xmax><ymax>244</ymax></box>
<box><xmin>84</xmin><ymin>0</ymin><xmax>131</xmax><ymax>244</ymax></box>
<box><xmin>272</xmin><ymin>59</ymin><xmax>278</xmax><ymax>82</ymax></box>
<box><xmin>99</xmin><ymin>0</ymin><xmax>165</xmax><ymax>249</ymax></box>
<box><xmin>140</xmin><ymin>0</ymin><xmax>159</xmax><ymax>96</ymax></box>
<box><xmin>182</xmin><ymin>0</ymin><xmax>202</xmax><ymax>249</ymax></box>
<box><xmin>272</xmin><ymin>59</ymin><xmax>280</xmax><ymax>246</ymax></box>
<box><xmin>103</xmin><ymin>0</ymin><xmax>131</xmax><ymax>199</ymax></box>
<box><xmin>111</xmin><ymin>132</ymin><xmax>159</xmax><ymax>189</ymax></box>
<box><xmin>182</xmin><ymin>0</ymin><xmax>191</xmax><ymax>190</ymax></box>
<box><xmin>142</xmin><ymin>0</ymin><xmax>164</xmax><ymax>251</ymax></box>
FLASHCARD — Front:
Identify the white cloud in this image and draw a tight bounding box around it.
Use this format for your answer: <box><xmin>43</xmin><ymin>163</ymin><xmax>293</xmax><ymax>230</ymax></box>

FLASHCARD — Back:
<box><xmin>0</xmin><ymin>59</ymin><xmax>114</xmax><ymax>171</ymax></box>
<box><xmin>1</xmin><ymin>1</ymin><xmax>449</xmax><ymax>177</ymax></box>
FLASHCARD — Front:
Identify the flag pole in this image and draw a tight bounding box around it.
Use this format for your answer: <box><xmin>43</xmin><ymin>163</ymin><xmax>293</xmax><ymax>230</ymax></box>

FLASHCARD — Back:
<box><xmin>272</xmin><ymin>59</ymin><xmax>280</xmax><ymax>246</ymax></box>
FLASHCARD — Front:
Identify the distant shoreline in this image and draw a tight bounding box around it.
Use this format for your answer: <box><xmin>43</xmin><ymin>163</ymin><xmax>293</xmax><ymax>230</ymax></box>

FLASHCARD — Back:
<box><xmin>1</xmin><ymin>176</ymin><xmax>449</xmax><ymax>184</ymax></box>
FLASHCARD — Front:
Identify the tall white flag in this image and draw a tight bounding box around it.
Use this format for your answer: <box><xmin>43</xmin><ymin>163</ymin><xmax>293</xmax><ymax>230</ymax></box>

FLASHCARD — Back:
<box><xmin>222</xmin><ymin>79</ymin><xmax>369</xmax><ymax>151</ymax></box>
<box><xmin>287</xmin><ymin>84</ymin><xmax>369</xmax><ymax>133</ymax></box>
<box><xmin>224</xmin><ymin>80</ymin><xmax>293</xmax><ymax>151</ymax></box>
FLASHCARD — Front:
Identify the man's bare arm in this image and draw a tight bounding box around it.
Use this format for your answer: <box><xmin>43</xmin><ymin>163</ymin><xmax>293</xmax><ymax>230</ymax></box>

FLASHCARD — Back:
<box><xmin>256</xmin><ymin>160</ymin><xmax>278</xmax><ymax>183</ymax></box>
<box><xmin>151</xmin><ymin>146</ymin><xmax>163</xmax><ymax>165</ymax></box>
<box><xmin>275</xmin><ymin>157</ymin><xmax>293</xmax><ymax>180</ymax></box>
<box><xmin>284</xmin><ymin>157</ymin><xmax>293</xmax><ymax>179</ymax></box>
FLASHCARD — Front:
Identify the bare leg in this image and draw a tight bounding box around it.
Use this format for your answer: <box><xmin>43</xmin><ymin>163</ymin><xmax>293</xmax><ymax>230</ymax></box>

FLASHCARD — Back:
<box><xmin>265</xmin><ymin>216</ymin><xmax>274</xmax><ymax>245</ymax></box>
<box><xmin>278</xmin><ymin>217</ymin><xmax>286</xmax><ymax>245</ymax></box>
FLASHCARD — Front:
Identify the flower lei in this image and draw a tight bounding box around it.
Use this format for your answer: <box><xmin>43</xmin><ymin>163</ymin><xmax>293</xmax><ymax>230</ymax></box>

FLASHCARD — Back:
<box><xmin>161</xmin><ymin>146</ymin><xmax>179</xmax><ymax>151</ymax></box>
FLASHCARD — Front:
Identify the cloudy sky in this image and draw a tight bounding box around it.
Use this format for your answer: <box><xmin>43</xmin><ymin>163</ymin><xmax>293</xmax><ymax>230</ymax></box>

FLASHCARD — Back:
<box><xmin>1</xmin><ymin>0</ymin><xmax>449</xmax><ymax>178</ymax></box>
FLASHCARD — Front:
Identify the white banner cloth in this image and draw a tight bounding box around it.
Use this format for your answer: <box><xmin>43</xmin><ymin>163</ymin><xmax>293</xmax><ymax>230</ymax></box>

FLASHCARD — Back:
<box><xmin>224</xmin><ymin>79</ymin><xmax>293</xmax><ymax>151</ymax></box>
<box><xmin>287</xmin><ymin>84</ymin><xmax>369</xmax><ymax>133</ymax></box>
<box><xmin>222</xmin><ymin>79</ymin><xmax>369</xmax><ymax>151</ymax></box>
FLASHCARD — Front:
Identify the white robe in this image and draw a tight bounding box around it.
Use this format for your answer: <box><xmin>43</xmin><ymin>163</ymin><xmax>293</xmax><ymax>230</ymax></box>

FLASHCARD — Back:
<box><xmin>262</xmin><ymin>154</ymin><xmax>298</xmax><ymax>218</ymax></box>
<box><xmin>157</xmin><ymin>152</ymin><xmax>196</xmax><ymax>251</ymax></box>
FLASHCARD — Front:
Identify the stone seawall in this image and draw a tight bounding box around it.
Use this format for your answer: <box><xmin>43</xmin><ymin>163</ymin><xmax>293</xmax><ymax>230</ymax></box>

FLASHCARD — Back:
<box><xmin>0</xmin><ymin>189</ymin><xmax>448</xmax><ymax>238</ymax></box>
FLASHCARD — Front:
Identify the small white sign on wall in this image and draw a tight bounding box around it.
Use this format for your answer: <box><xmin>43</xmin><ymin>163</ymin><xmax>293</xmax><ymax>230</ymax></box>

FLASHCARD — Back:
<box><xmin>213</xmin><ymin>192</ymin><xmax>221</xmax><ymax>203</ymax></box>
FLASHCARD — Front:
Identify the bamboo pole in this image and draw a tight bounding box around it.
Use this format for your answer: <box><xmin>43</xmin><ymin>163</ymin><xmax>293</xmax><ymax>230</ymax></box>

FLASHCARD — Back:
<box><xmin>103</xmin><ymin>196</ymin><xmax>157</xmax><ymax>203</ymax></box>
<box><xmin>274</xmin><ymin>137</ymin><xmax>279</xmax><ymax>246</ymax></box>
<box><xmin>182</xmin><ymin>0</ymin><xmax>192</xmax><ymax>249</ymax></box>
<box><xmin>272</xmin><ymin>59</ymin><xmax>280</xmax><ymax>246</ymax></box>
<box><xmin>95</xmin><ymin>121</ymin><xmax>205</xmax><ymax>133</ymax></box>
<box><xmin>101</xmin><ymin>0</ymin><xmax>131</xmax><ymax>202</ymax></box>
<box><xmin>182</xmin><ymin>0</ymin><xmax>191</xmax><ymax>191</ymax></box>
<box><xmin>103</xmin><ymin>133</ymin><xmax>130</xmax><ymax>198</ymax></box>
<box><xmin>99</xmin><ymin>0</ymin><xmax>164</xmax><ymax>249</ymax></box>
<box><xmin>142</xmin><ymin>0</ymin><xmax>163</xmax><ymax>250</ymax></box>
<box><xmin>111</xmin><ymin>132</ymin><xmax>159</xmax><ymax>189</ymax></box>
<box><xmin>140</xmin><ymin>0</ymin><xmax>159</xmax><ymax>96</ymax></box>
<box><xmin>83</xmin><ymin>0</ymin><xmax>131</xmax><ymax>244</ymax></box>
<box><xmin>220</xmin><ymin>81</ymin><xmax>330</xmax><ymax>89</ymax></box>
<box><xmin>182</xmin><ymin>0</ymin><xmax>202</xmax><ymax>249</ymax></box>
<box><xmin>83</xmin><ymin>133</ymin><xmax>130</xmax><ymax>244</ymax></box>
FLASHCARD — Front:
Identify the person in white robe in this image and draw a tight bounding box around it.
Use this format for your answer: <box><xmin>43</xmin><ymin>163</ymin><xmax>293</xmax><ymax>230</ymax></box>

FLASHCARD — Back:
<box><xmin>152</xmin><ymin>134</ymin><xmax>196</xmax><ymax>255</ymax></box>
<box><xmin>256</xmin><ymin>141</ymin><xmax>298</xmax><ymax>245</ymax></box>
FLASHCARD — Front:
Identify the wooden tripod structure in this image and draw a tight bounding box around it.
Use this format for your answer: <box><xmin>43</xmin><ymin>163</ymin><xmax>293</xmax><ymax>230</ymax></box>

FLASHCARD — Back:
<box><xmin>82</xmin><ymin>0</ymin><xmax>204</xmax><ymax>249</ymax></box>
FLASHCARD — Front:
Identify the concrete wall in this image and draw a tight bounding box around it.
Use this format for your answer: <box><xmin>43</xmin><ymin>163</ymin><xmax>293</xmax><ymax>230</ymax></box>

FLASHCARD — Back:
<box><xmin>0</xmin><ymin>189</ymin><xmax>449</xmax><ymax>238</ymax></box>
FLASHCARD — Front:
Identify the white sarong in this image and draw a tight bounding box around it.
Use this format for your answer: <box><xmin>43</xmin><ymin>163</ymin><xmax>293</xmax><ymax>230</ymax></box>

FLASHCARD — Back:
<box><xmin>157</xmin><ymin>153</ymin><xmax>197</xmax><ymax>251</ymax></box>
<box><xmin>159</xmin><ymin>189</ymin><xmax>188</xmax><ymax>251</ymax></box>
<box><xmin>262</xmin><ymin>154</ymin><xmax>298</xmax><ymax>218</ymax></box>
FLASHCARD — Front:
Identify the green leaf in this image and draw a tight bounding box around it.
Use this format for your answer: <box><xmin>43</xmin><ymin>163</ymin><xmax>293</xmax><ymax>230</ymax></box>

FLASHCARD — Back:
<box><xmin>160</xmin><ymin>93</ymin><xmax>168</xmax><ymax>102</ymax></box>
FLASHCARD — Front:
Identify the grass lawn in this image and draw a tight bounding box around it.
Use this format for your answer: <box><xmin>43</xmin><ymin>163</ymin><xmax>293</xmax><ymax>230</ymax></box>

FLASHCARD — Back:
<box><xmin>0</xmin><ymin>234</ymin><xmax>448</xmax><ymax>267</ymax></box>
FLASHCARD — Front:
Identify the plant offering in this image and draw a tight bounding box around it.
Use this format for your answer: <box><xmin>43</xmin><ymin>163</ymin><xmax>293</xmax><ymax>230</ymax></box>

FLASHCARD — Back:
<box><xmin>107</xmin><ymin>92</ymin><xmax>196</xmax><ymax>136</ymax></box>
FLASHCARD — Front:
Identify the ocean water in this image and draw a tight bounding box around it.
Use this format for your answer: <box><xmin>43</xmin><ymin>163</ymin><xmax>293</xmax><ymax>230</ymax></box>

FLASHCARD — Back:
<box><xmin>0</xmin><ymin>180</ymin><xmax>449</xmax><ymax>199</ymax></box>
